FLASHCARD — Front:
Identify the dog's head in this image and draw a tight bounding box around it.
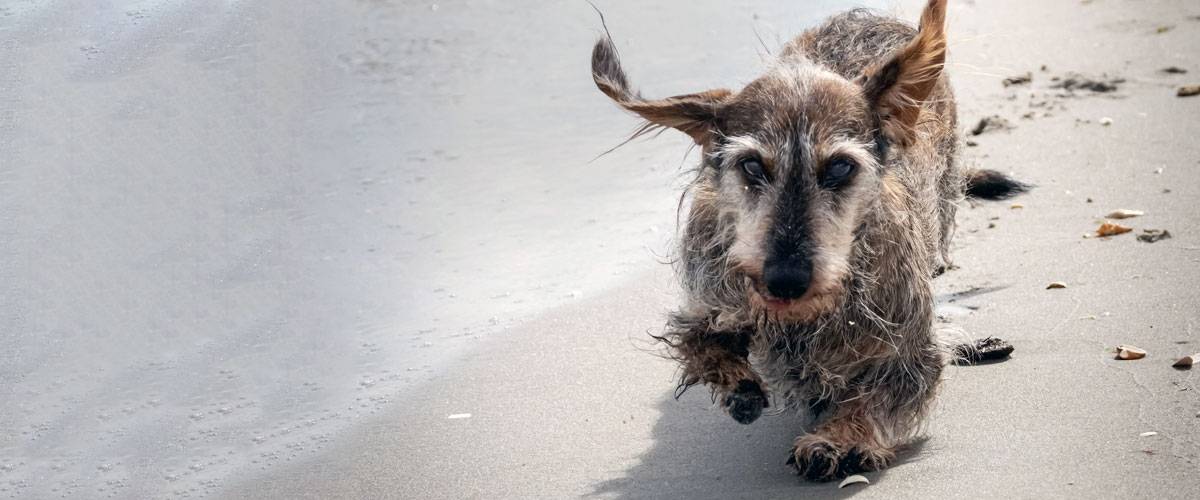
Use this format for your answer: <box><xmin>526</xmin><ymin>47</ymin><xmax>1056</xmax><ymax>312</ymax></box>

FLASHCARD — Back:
<box><xmin>592</xmin><ymin>1</ymin><xmax>947</xmax><ymax>322</ymax></box>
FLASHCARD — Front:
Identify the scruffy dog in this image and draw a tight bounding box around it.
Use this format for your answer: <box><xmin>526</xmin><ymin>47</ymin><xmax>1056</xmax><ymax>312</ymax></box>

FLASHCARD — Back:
<box><xmin>591</xmin><ymin>0</ymin><xmax>1024</xmax><ymax>481</ymax></box>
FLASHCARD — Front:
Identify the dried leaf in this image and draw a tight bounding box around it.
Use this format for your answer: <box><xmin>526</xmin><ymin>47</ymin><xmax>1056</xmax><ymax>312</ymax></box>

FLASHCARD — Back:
<box><xmin>1173</xmin><ymin>354</ymin><xmax>1197</xmax><ymax>369</ymax></box>
<box><xmin>1046</xmin><ymin>281</ymin><xmax>1067</xmax><ymax>289</ymax></box>
<box><xmin>1116</xmin><ymin>345</ymin><xmax>1146</xmax><ymax>360</ymax></box>
<box><xmin>1105</xmin><ymin>209</ymin><xmax>1144</xmax><ymax>219</ymax></box>
<box><xmin>1137</xmin><ymin>229</ymin><xmax>1172</xmax><ymax>243</ymax></box>
<box><xmin>1011</xmin><ymin>203</ymin><xmax>1024</xmax><ymax>209</ymax></box>
<box><xmin>1179</xmin><ymin>85</ymin><xmax>1200</xmax><ymax>97</ymax></box>
<box><xmin>1096</xmin><ymin>221</ymin><xmax>1132</xmax><ymax>237</ymax></box>
<box><xmin>839</xmin><ymin>474</ymin><xmax>870</xmax><ymax>488</ymax></box>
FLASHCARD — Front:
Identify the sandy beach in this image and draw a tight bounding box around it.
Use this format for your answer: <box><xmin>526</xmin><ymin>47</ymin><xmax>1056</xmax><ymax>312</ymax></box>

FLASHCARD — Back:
<box><xmin>3</xmin><ymin>0</ymin><xmax>1198</xmax><ymax>498</ymax></box>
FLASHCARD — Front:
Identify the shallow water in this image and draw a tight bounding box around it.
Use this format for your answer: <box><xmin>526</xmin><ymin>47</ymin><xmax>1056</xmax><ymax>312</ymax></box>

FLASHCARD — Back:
<box><xmin>0</xmin><ymin>1</ymin><xmax>878</xmax><ymax>497</ymax></box>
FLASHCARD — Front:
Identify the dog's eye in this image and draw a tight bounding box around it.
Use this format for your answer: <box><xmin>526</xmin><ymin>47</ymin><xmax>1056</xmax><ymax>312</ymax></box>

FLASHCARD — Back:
<box><xmin>820</xmin><ymin>158</ymin><xmax>857</xmax><ymax>189</ymax></box>
<box><xmin>740</xmin><ymin>158</ymin><xmax>768</xmax><ymax>184</ymax></box>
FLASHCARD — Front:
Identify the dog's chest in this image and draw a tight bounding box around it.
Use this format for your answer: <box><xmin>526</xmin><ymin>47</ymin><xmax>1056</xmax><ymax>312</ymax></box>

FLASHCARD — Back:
<box><xmin>749</xmin><ymin>344</ymin><xmax>851</xmax><ymax>426</ymax></box>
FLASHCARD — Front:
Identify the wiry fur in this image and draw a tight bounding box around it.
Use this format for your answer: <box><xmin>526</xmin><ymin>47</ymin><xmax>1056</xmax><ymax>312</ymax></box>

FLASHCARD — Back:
<box><xmin>591</xmin><ymin>0</ymin><xmax>1018</xmax><ymax>481</ymax></box>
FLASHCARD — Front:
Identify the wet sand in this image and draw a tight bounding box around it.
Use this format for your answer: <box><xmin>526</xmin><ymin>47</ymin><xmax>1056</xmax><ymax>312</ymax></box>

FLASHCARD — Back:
<box><xmin>3</xmin><ymin>0</ymin><xmax>1198</xmax><ymax>498</ymax></box>
<box><xmin>2</xmin><ymin>0</ymin><xmax>886</xmax><ymax>497</ymax></box>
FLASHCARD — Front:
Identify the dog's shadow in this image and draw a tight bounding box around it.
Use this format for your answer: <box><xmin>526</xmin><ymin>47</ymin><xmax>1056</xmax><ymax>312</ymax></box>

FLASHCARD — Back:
<box><xmin>587</xmin><ymin>389</ymin><xmax>930</xmax><ymax>499</ymax></box>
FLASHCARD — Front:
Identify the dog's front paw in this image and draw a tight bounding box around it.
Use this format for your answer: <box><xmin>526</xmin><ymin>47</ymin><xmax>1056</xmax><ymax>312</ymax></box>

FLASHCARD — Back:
<box><xmin>722</xmin><ymin>379</ymin><xmax>768</xmax><ymax>424</ymax></box>
<box><xmin>787</xmin><ymin>437</ymin><xmax>895</xmax><ymax>481</ymax></box>
<box><xmin>787</xmin><ymin>440</ymin><xmax>841</xmax><ymax>482</ymax></box>
<box><xmin>837</xmin><ymin>447</ymin><xmax>892</xmax><ymax>476</ymax></box>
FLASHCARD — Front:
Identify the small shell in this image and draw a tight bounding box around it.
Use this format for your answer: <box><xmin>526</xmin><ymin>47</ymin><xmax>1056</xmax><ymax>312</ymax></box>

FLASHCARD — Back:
<box><xmin>1105</xmin><ymin>209</ymin><xmax>1144</xmax><ymax>219</ymax></box>
<box><xmin>1173</xmin><ymin>354</ymin><xmax>1197</xmax><ymax>369</ymax></box>
<box><xmin>1046</xmin><ymin>281</ymin><xmax>1067</xmax><ymax>289</ymax></box>
<box><xmin>1096</xmin><ymin>221</ymin><xmax>1133</xmax><ymax>237</ymax></box>
<box><xmin>1139</xmin><ymin>431</ymin><xmax>1158</xmax><ymax>437</ymax></box>
<box><xmin>839</xmin><ymin>474</ymin><xmax>870</xmax><ymax>488</ymax></box>
<box><xmin>1099</xmin><ymin>117</ymin><xmax>1114</xmax><ymax>126</ymax></box>
<box><xmin>1115</xmin><ymin>345</ymin><xmax>1146</xmax><ymax>360</ymax></box>
<box><xmin>447</xmin><ymin>413</ymin><xmax>472</xmax><ymax>419</ymax></box>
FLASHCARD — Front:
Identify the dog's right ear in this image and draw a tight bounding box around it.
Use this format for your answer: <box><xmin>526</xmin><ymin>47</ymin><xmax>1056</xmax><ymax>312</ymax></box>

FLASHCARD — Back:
<box><xmin>592</xmin><ymin>37</ymin><xmax>731</xmax><ymax>144</ymax></box>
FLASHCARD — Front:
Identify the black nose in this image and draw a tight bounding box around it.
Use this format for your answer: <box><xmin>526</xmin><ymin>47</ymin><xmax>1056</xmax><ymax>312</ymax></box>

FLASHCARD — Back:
<box><xmin>763</xmin><ymin>257</ymin><xmax>812</xmax><ymax>300</ymax></box>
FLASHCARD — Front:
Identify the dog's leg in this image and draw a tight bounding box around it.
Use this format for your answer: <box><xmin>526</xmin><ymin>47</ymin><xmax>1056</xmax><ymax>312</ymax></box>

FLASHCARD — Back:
<box><xmin>788</xmin><ymin>356</ymin><xmax>942</xmax><ymax>481</ymax></box>
<box><xmin>660</xmin><ymin>311</ymin><xmax>767</xmax><ymax>424</ymax></box>
<box><xmin>787</xmin><ymin>401</ymin><xmax>895</xmax><ymax>481</ymax></box>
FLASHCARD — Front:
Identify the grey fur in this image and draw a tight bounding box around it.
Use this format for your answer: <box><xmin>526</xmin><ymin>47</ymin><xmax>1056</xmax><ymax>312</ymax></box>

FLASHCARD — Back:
<box><xmin>591</xmin><ymin>1</ymin><xmax>983</xmax><ymax>481</ymax></box>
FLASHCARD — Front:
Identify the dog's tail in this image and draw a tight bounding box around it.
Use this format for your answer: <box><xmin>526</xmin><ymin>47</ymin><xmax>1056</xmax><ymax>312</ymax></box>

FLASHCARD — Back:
<box><xmin>963</xmin><ymin>169</ymin><xmax>1030</xmax><ymax>200</ymax></box>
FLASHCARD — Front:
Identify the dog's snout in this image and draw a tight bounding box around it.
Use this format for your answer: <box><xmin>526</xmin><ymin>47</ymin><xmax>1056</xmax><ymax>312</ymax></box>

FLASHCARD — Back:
<box><xmin>763</xmin><ymin>257</ymin><xmax>813</xmax><ymax>300</ymax></box>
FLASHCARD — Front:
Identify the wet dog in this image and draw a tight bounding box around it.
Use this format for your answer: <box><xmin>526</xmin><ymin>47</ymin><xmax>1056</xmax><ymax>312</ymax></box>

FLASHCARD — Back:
<box><xmin>590</xmin><ymin>0</ymin><xmax>1024</xmax><ymax>481</ymax></box>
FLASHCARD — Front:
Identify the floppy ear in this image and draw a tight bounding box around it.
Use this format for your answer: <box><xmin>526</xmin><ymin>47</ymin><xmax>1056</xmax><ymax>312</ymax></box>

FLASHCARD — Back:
<box><xmin>858</xmin><ymin>0</ymin><xmax>948</xmax><ymax>147</ymax></box>
<box><xmin>591</xmin><ymin>37</ymin><xmax>731</xmax><ymax>144</ymax></box>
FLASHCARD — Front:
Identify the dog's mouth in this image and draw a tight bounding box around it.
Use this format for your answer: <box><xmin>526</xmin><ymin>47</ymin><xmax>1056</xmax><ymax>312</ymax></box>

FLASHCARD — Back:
<box><xmin>747</xmin><ymin>278</ymin><xmax>803</xmax><ymax>306</ymax></box>
<box><xmin>756</xmin><ymin>289</ymin><xmax>800</xmax><ymax>308</ymax></box>
<box><xmin>746</xmin><ymin>277</ymin><xmax>841</xmax><ymax>321</ymax></box>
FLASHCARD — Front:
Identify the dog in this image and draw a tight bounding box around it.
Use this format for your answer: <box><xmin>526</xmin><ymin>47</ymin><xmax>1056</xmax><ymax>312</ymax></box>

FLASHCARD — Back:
<box><xmin>590</xmin><ymin>0</ymin><xmax>1025</xmax><ymax>481</ymax></box>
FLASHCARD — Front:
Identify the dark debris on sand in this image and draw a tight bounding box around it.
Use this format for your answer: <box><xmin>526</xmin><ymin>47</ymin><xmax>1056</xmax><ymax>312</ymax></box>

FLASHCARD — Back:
<box><xmin>953</xmin><ymin>337</ymin><xmax>1015</xmax><ymax>365</ymax></box>
<box><xmin>1137</xmin><ymin>229</ymin><xmax>1172</xmax><ymax>243</ymax></box>
<box><xmin>1050</xmin><ymin>73</ymin><xmax>1124</xmax><ymax>93</ymax></box>
<box><xmin>970</xmin><ymin>115</ymin><xmax>1013</xmax><ymax>136</ymax></box>
<box><xmin>1002</xmin><ymin>72</ymin><xmax>1032</xmax><ymax>87</ymax></box>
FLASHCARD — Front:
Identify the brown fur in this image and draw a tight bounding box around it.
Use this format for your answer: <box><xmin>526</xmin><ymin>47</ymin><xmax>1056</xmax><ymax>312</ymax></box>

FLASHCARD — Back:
<box><xmin>590</xmin><ymin>0</ymin><xmax>996</xmax><ymax>481</ymax></box>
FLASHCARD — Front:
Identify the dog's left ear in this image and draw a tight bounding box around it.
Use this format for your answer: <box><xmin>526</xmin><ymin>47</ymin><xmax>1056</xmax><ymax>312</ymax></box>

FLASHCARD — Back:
<box><xmin>858</xmin><ymin>0</ymin><xmax>947</xmax><ymax>147</ymax></box>
<box><xmin>592</xmin><ymin>37</ymin><xmax>731</xmax><ymax>144</ymax></box>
